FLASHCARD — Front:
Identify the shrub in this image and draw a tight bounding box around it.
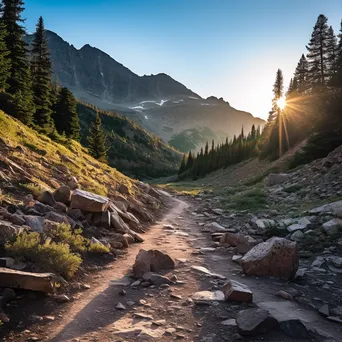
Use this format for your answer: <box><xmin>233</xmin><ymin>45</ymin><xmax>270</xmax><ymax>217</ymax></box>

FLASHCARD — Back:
<box><xmin>88</xmin><ymin>243</ymin><xmax>110</xmax><ymax>254</ymax></box>
<box><xmin>47</xmin><ymin>223</ymin><xmax>88</xmax><ymax>253</ymax></box>
<box><xmin>6</xmin><ymin>231</ymin><xmax>82</xmax><ymax>279</ymax></box>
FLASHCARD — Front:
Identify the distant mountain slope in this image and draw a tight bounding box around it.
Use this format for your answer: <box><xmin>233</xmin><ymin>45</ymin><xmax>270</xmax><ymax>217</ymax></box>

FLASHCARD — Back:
<box><xmin>77</xmin><ymin>103</ymin><xmax>182</xmax><ymax>179</ymax></box>
<box><xmin>25</xmin><ymin>31</ymin><xmax>265</xmax><ymax>151</ymax></box>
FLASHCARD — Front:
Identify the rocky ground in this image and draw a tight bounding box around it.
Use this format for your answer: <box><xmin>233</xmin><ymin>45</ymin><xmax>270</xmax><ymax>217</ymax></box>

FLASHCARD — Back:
<box><xmin>1</xmin><ymin>191</ymin><xmax>341</xmax><ymax>342</ymax></box>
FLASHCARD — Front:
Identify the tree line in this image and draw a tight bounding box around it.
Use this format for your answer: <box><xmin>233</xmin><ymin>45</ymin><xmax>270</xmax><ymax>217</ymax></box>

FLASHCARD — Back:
<box><xmin>179</xmin><ymin>14</ymin><xmax>342</xmax><ymax>178</ymax></box>
<box><xmin>179</xmin><ymin>125</ymin><xmax>261</xmax><ymax>180</ymax></box>
<box><xmin>0</xmin><ymin>0</ymin><xmax>108</xmax><ymax>161</ymax></box>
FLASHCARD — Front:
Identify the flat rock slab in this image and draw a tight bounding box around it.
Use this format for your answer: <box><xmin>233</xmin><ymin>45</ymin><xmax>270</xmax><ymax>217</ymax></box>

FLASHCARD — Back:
<box><xmin>142</xmin><ymin>272</ymin><xmax>173</xmax><ymax>285</ymax></box>
<box><xmin>192</xmin><ymin>290</ymin><xmax>225</xmax><ymax>304</ymax></box>
<box><xmin>236</xmin><ymin>308</ymin><xmax>279</xmax><ymax>336</ymax></box>
<box><xmin>110</xmin><ymin>276</ymin><xmax>132</xmax><ymax>286</ymax></box>
<box><xmin>0</xmin><ymin>267</ymin><xmax>56</xmax><ymax>293</ymax></box>
<box><xmin>223</xmin><ymin>280</ymin><xmax>253</xmax><ymax>302</ymax></box>
<box><xmin>191</xmin><ymin>266</ymin><xmax>226</xmax><ymax>279</ymax></box>
<box><xmin>71</xmin><ymin>189</ymin><xmax>109</xmax><ymax>213</ymax></box>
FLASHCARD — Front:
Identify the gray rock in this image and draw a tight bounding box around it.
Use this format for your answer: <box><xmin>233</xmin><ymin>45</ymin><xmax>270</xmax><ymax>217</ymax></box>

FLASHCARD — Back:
<box><xmin>142</xmin><ymin>272</ymin><xmax>173</xmax><ymax>285</ymax></box>
<box><xmin>223</xmin><ymin>280</ymin><xmax>253</xmax><ymax>302</ymax></box>
<box><xmin>71</xmin><ymin>189</ymin><xmax>109</xmax><ymax>213</ymax></box>
<box><xmin>190</xmin><ymin>265</ymin><xmax>226</xmax><ymax>279</ymax></box>
<box><xmin>267</xmin><ymin>173</ymin><xmax>290</xmax><ymax>186</ymax></box>
<box><xmin>0</xmin><ymin>220</ymin><xmax>24</xmax><ymax>244</ymax></box>
<box><xmin>192</xmin><ymin>290</ymin><xmax>225</xmax><ymax>304</ymax></box>
<box><xmin>319</xmin><ymin>304</ymin><xmax>330</xmax><ymax>317</ymax></box>
<box><xmin>322</xmin><ymin>219</ymin><xmax>342</xmax><ymax>236</ymax></box>
<box><xmin>23</xmin><ymin>215</ymin><xmax>45</xmax><ymax>233</ymax></box>
<box><xmin>236</xmin><ymin>308</ymin><xmax>279</xmax><ymax>336</ymax></box>
<box><xmin>279</xmin><ymin>319</ymin><xmax>309</xmax><ymax>338</ymax></box>
<box><xmin>291</xmin><ymin>230</ymin><xmax>304</xmax><ymax>241</ymax></box>
<box><xmin>53</xmin><ymin>186</ymin><xmax>71</xmax><ymax>205</ymax></box>
<box><xmin>37</xmin><ymin>191</ymin><xmax>56</xmax><ymax>207</ymax></box>
<box><xmin>310</xmin><ymin>200</ymin><xmax>342</xmax><ymax>218</ymax></box>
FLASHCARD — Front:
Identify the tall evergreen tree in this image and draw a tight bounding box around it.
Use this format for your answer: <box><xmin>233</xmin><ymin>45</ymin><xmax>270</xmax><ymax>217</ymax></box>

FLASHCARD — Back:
<box><xmin>2</xmin><ymin>0</ymin><xmax>34</xmax><ymax>124</ymax></box>
<box><xmin>294</xmin><ymin>54</ymin><xmax>309</xmax><ymax>94</ymax></box>
<box><xmin>31</xmin><ymin>16</ymin><xmax>54</xmax><ymax>130</ymax></box>
<box><xmin>332</xmin><ymin>20</ymin><xmax>342</xmax><ymax>87</ymax></box>
<box><xmin>88</xmin><ymin>113</ymin><xmax>108</xmax><ymax>162</ymax></box>
<box><xmin>306</xmin><ymin>14</ymin><xmax>331</xmax><ymax>88</ymax></box>
<box><xmin>326</xmin><ymin>26</ymin><xmax>338</xmax><ymax>77</ymax></box>
<box><xmin>178</xmin><ymin>154</ymin><xmax>186</xmax><ymax>175</ymax></box>
<box><xmin>53</xmin><ymin>87</ymin><xmax>80</xmax><ymax>140</ymax></box>
<box><xmin>0</xmin><ymin>3</ymin><xmax>10</xmax><ymax>92</ymax></box>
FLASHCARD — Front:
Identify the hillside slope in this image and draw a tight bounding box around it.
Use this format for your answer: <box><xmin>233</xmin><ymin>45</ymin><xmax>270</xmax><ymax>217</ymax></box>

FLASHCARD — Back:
<box><xmin>77</xmin><ymin>103</ymin><xmax>182</xmax><ymax>179</ymax></box>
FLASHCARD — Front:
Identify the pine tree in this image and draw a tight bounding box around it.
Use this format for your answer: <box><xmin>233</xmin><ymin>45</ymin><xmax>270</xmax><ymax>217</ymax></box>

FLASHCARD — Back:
<box><xmin>185</xmin><ymin>151</ymin><xmax>194</xmax><ymax>170</ymax></box>
<box><xmin>88</xmin><ymin>113</ymin><xmax>109</xmax><ymax>162</ymax></box>
<box><xmin>294</xmin><ymin>54</ymin><xmax>309</xmax><ymax>94</ymax></box>
<box><xmin>0</xmin><ymin>3</ymin><xmax>10</xmax><ymax>92</ymax></box>
<box><xmin>31</xmin><ymin>16</ymin><xmax>54</xmax><ymax>130</ymax></box>
<box><xmin>326</xmin><ymin>26</ymin><xmax>338</xmax><ymax>78</ymax></box>
<box><xmin>306</xmin><ymin>14</ymin><xmax>331</xmax><ymax>88</ymax></box>
<box><xmin>53</xmin><ymin>87</ymin><xmax>80</xmax><ymax>140</ymax></box>
<box><xmin>332</xmin><ymin>20</ymin><xmax>342</xmax><ymax>87</ymax></box>
<box><xmin>178</xmin><ymin>154</ymin><xmax>186</xmax><ymax>175</ymax></box>
<box><xmin>2</xmin><ymin>0</ymin><xmax>34</xmax><ymax>124</ymax></box>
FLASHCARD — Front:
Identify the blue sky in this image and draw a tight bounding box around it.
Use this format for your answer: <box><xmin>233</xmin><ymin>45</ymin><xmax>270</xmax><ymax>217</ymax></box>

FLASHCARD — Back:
<box><xmin>23</xmin><ymin>0</ymin><xmax>341</xmax><ymax>119</ymax></box>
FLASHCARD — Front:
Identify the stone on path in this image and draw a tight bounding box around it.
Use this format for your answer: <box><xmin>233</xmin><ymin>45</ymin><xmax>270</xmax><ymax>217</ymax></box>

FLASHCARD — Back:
<box><xmin>240</xmin><ymin>237</ymin><xmax>299</xmax><ymax>280</ymax></box>
<box><xmin>275</xmin><ymin>291</ymin><xmax>294</xmax><ymax>301</ymax></box>
<box><xmin>236</xmin><ymin>308</ymin><xmax>279</xmax><ymax>336</ymax></box>
<box><xmin>279</xmin><ymin>319</ymin><xmax>309</xmax><ymax>339</ymax></box>
<box><xmin>142</xmin><ymin>272</ymin><xmax>173</xmax><ymax>285</ymax></box>
<box><xmin>116</xmin><ymin>302</ymin><xmax>126</xmax><ymax>310</ymax></box>
<box><xmin>190</xmin><ymin>265</ymin><xmax>226</xmax><ymax>279</ymax></box>
<box><xmin>110</xmin><ymin>276</ymin><xmax>132</xmax><ymax>286</ymax></box>
<box><xmin>71</xmin><ymin>189</ymin><xmax>109</xmax><ymax>213</ymax></box>
<box><xmin>133</xmin><ymin>249</ymin><xmax>175</xmax><ymax>278</ymax></box>
<box><xmin>221</xmin><ymin>319</ymin><xmax>237</xmax><ymax>326</ymax></box>
<box><xmin>0</xmin><ymin>268</ymin><xmax>56</xmax><ymax>293</ymax></box>
<box><xmin>192</xmin><ymin>291</ymin><xmax>225</xmax><ymax>304</ymax></box>
<box><xmin>223</xmin><ymin>280</ymin><xmax>253</xmax><ymax>303</ymax></box>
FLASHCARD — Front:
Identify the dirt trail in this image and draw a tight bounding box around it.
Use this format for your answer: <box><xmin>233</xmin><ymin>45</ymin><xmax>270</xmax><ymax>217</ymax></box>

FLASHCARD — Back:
<box><xmin>4</xmin><ymin>195</ymin><xmax>342</xmax><ymax>342</ymax></box>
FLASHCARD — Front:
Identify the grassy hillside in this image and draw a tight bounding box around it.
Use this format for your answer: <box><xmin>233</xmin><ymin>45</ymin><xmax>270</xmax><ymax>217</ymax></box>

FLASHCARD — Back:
<box><xmin>0</xmin><ymin>110</ymin><xmax>135</xmax><ymax>198</ymax></box>
<box><xmin>77</xmin><ymin>103</ymin><xmax>182</xmax><ymax>179</ymax></box>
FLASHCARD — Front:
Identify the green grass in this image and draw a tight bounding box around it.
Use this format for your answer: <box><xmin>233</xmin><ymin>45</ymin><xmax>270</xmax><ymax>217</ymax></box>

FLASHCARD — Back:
<box><xmin>159</xmin><ymin>181</ymin><xmax>207</xmax><ymax>196</ymax></box>
<box><xmin>221</xmin><ymin>187</ymin><xmax>267</xmax><ymax>212</ymax></box>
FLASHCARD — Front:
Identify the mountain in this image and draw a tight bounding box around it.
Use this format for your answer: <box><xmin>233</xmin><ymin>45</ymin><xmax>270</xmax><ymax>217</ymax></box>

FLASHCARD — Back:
<box><xmin>25</xmin><ymin>31</ymin><xmax>265</xmax><ymax>152</ymax></box>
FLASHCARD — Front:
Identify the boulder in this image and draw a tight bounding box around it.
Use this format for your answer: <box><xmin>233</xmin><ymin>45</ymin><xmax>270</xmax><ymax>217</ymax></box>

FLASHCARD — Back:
<box><xmin>0</xmin><ymin>221</ymin><xmax>24</xmax><ymax>243</ymax></box>
<box><xmin>110</xmin><ymin>211</ymin><xmax>130</xmax><ymax>233</ymax></box>
<box><xmin>133</xmin><ymin>249</ymin><xmax>175</xmax><ymax>278</ymax></box>
<box><xmin>44</xmin><ymin>211</ymin><xmax>69</xmax><ymax>224</ymax></box>
<box><xmin>112</xmin><ymin>195</ymin><xmax>129</xmax><ymax>210</ymax></box>
<box><xmin>91</xmin><ymin>211</ymin><xmax>111</xmax><ymax>229</ymax></box>
<box><xmin>37</xmin><ymin>191</ymin><xmax>56</xmax><ymax>207</ymax></box>
<box><xmin>322</xmin><ymin>218</ymin><xmax>342</xmax><ymax>236</ymax></box>
<box><xmin>71</xmin><ymin>189</ymin><xmax>109</xmax><ymax>213</ymax></box>
<box><xmin>223</xmin><ymin>280</ymin><xmax>253</xmax><ymax>302</ymax></box>
<box><xmin>8</xmin><ymin>214</ymin><xmax>26</xmax><ymax>226</ymax></box>
<box><xmin>67</xmin><ymin>176</ymin><xmax>78</xmax><ymax>190</ymax></box>
<box><xmin>236</xmin><ymin>308</ymin><xmax>279</xmax><ymax>336</ymax></box>
<box><xmin>148</xmin><ymin>187</ymin><xmax>162</xmax><ymax>200</ymax></box>
<box><xmin>279</xmin><ymin>319</ymin><xmax>309</xmax><ymax>338</ymax></box>
<box><xmin>53</xmin><ymin>202</ymin><xmax>68</xmax><ymax>213</ymax></box>
<box><xmin>310</xmin><ymin>200</ymin><xmax>342</xmax><ymax>218</ymax></box>
<box><xmin>240</xmin><ymin>237</ymin><xmax>299</xmax><ymax>280</ymax></box>
<box><xmin>23</xmin><ymin>215</ymin><xmax>45</xmax><ymax>233</ymax></box>
<box><xmin>267</xmin><ymin>173</ymin><xmax>289</xmax><ymax>186</ymax></box>
<box><xmin>0</xmin><ymin>267</ymin><xmax>56</xmax><ymax>293</ymax></box>
<box><xmin>67</xmin><ymin>208</ymin><xmax>85</xmax><ymax>221</ymax></box>
<box><xmin>253</xmin><ymin>219</ymin><xmax>276</xmax><ymax>234</ymax></box>
<box><xmin>118</xmin><ymin>184</ymin><xmax>130</xmax><ymax>195</ymax></box>
<box><xmin>220</xmin><ymin>232</ymin><xmax>247</xmax><ymax>247</ymax></box>
<box><xmin>53</xmin><ymin>186</ymin><xmax>71</xmax><ymax>205</ymax></box>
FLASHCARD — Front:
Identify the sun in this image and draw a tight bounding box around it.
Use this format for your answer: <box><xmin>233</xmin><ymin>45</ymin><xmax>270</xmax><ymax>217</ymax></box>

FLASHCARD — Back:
<box><xmin>277</xmin><ymin>96</ymin><xmax>287</xmax><ymax>110</ymax></box>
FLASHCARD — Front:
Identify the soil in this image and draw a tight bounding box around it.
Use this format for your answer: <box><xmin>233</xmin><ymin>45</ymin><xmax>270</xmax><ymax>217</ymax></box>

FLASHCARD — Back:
<box><xmin>1</xmin><ymin>195</ymin><xmax>341</xmax><ymax>342</ymax></box>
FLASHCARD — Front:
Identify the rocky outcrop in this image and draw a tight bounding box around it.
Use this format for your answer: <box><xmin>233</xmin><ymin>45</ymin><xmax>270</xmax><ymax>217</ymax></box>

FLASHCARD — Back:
<box><xmin>240</xmin><ymin>237</ymin><xmax>299</xmax><ymax>280</ymax></box>
<box><xmin>223</xmin><ymin>280</ymin><xmax>253</xmax><ymax>302</ymax></box>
